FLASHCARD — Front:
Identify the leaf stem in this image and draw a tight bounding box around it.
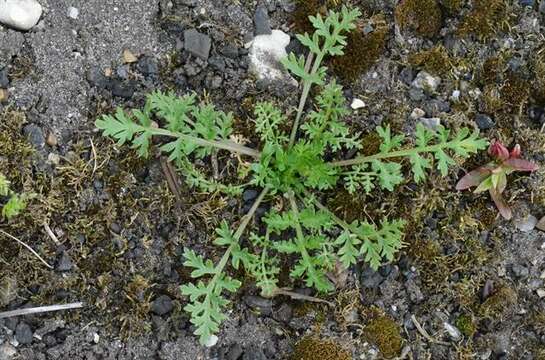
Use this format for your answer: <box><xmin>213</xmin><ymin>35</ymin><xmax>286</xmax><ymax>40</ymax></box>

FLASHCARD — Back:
<box><xmin>208</xmin><ymin>186</ymin><xmax>270</xmax><ymax>289</ymax></box>
<box><xmin>288</xmin><ymin>51</ymin><xmax>325</xmax><ymax>147</ymax></box>
<box><xmin>149</xmin><ymin>127</ymin><xmax>261</xmax><ymax>158</ymax></box>
<box><xmin>299</xmin><ymin>190</ymin><xmax>352</xmax><ymax>232</ymax></box>
<box><xmin>329</xmin><ymin>142</ymin><xmax>455</xmax><ymax>167</ymax></box>
<box><xmin>286</xmin><ymin>191</ymin><xmax>321</xmax><ymax>282</ymax></box>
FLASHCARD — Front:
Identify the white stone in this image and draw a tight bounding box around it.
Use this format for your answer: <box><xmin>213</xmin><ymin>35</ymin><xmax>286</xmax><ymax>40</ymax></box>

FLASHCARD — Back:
<box><xmin>450</xmin><ymin>90</ymin><xmax>461</xmax><ymax>101</ymax></box>
<box><xmin>419</xmin><ymin>117</ymin><xmax>441</xmax><ymax>131</ymax></box>
<box><xmin>249</xmin><ymin>30</ymin><xmax>294</xmax><ymax>83</ymax></box>
<box><xmin>537</xmin><ymin>289</ymin><xmax>545</xmax><ymax>298</ymax></box>
<box><xmin>203</xmin><ymin>334</ymin><xmax>218</xmax><ymax>348</ymax></box>
<box><xmin>514</xmin><ymin>214</ymin><xmax>537</xmax><ymax>232</ymax></box>
<box><xmin>0</xmin><ymin>0</ymin><xmax>42</xmax><ymax>31</ymax></box>
<box><xmin>67</xmin><ymin>6</ymin><xmax>79</xmax><ymax>19</ymax></box>
<box><xmin>0</xmin><ymin>342</ymin><xmax>17</xmax><ymax>359</ymax></box>
<box><xmin>351</xmin><ymin>98</ymin><xmax>366</xmax><ymax>110</ymax></box>
<box><xmin>412</xmin><ymin>71</ymin><xmax>441</xmax><ymax>93</ymax></box>
<box><xmin>410</xmin><ymin>108</ymin><xmax>425</xmax><ymax>119</ymax></box>
<box><xmin>443</xmin><ymin>322</ymin><xmax>461</xmax><ymax>341</ymax></box>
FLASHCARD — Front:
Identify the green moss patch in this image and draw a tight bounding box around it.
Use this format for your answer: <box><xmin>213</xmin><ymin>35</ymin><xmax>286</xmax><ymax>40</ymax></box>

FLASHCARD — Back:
<box><xmin>330</xmin><ymin>14</ymin><xmax>388</xmax><ymax>81</ymax></box>
<box><xmin>458</xmin><ymin>0</ymin><xmax>509</xmax><ymax>40</ymax></box>
<box><xmin>364</xmin><ymin>310</ymin><xmax>404</xmax><ymax>358</ymax></box>
<box><xmin>290</xmin><ymin>337</ymin><xmax>351</xmax><ymax>360</ymax></box>
<box><xmin>395</xmin><ymin>0</ymin><xmax>443</xmax><ymax>38</ymax></box>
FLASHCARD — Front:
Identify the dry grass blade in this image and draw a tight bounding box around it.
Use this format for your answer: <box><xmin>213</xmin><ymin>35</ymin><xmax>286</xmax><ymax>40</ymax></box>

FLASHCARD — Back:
<box><xmin>411</xmin><ymin>315</ymin><xmax>450</xmax><ymax>346</ymax></box>
<box><xmin>272</xmin><ymin>288</ymin><xmax>334</xmax><ymax>307</ymax></box>
<box><xmin>43</xmin><ymin>223</ymin><xmax>61</xmax><ymax>245</ymax></box>
<box><xmin>0</xmin><ymin>229</ymin><xmax>53</xmax><ymax>269</ymax></box>
<box><xmin>160</xmin><ymin>157</ymin><xmax>183</xmax><ymax>204</ymax></box>
<box><xmin>0</xmin><ymin>302</ymin><xmax>83</xmax><ymax>319</ymax></box>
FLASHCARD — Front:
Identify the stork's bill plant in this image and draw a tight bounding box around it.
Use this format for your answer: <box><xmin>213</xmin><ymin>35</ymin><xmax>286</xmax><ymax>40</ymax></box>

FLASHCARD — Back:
<box><xmin>96</xmin><ymin>7</ymin><xmax>488</xmax><ymax>346</ymax></box>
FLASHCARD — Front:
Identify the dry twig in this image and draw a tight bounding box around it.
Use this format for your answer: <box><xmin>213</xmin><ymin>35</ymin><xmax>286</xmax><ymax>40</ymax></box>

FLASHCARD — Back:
<box><xmin>0</xmin><ymin>229</ymin><xmax>53</xmax><ymax>269</ymax></box>
<box><xmin>0</xmin><ymin>302</ymin><xmax>83</xmax><ymax>319</ymax></box>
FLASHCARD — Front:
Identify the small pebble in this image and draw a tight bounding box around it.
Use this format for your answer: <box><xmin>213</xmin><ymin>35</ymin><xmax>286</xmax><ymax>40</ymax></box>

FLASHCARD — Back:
<box><xmin>0</xmin><ymin>0</ymin><xmax>43</xmax><ymax>31</ymax></box>
<box><xmin>254</xmin><ymin>5</ymin><xmax>271</xmax><ymax>36</ymax></box>
<box><xmin>0</xmin><ymin>342</ymin><xmax>17</xmax><ymax>358</ymax></box>
<box><xmin>0</xmin><ymin>89</ymin><xmax>8</xmax><ymax>103</ymax></box>
<box><xmin>46</xmin><ymin>132</ymin><xmax>58</xmax><ymax>147</ymax></box>
<box><xmin>56</xmin><ymin>251</ymin><xmax>73</xmax><ymax>272</ymax></box>
<box><xmin>123</xmin><ymin>49</ymin><xmax>138</xmax><ymax>63</ymax></box>
<box><xmin>412</xmin><ymin>71</ymin><xmax>441</xmax><ymax>93</ymax></box>
<box><xmin>511</xmin><ymin>264</ymin><xmax>529</xmax><ymax>278</ymax></box>
<box><xmin>242</xmin><ymin>189</ymin><xmax>258</xmax><ymax>202</ymax></box>
<box><xmin>47</xmin><ymin>153</ymin><xmax>60</xmax><ymax>166</ymax></box>
<box><xmin>0</xmin><ymin>68</ymin><xmax>9</xmax><ymax>88</ymax></box>
<box><xmin>272</xmin><ymin>303</ymin><xmax>293</xmax><ymax>323</ymax></box>
<box><xmin>110</xmin><ymin>80</ymin><xmax>135</xmax><ymax>99</ymax></box>
<box><xmin>227</xmin><ymin>344</ymin><xmax>244</xmax><ymax>360</ymax></box>
<box><xmin>204</xmin><ymin>334</ymin><xmax>218</xmax><ymax>348</ymax></box>
<box><xmin>243</xmin><ymin>295</ymin><xmax>272</xmax><ymax>315</ymax></box>
<box><xmin>23</xmin><ymin>124</ymin><xmax>45</xmax><ymax>150</ymax></box>
<box><xmin>184</xmin><ymin>29</ymin><xmax>212</xmax><ymax>61</ymax></box>
<box><xmin>514</xmin><ymin>214</ymin><xmax>537</xmax><ymax>232</ymax></box>
<box><xmin>151</xmin><ymin>295</ymin><xmax>173</xmax><ymax>315</ymax></box>
<box><xmin>67</xmin><ymin>6</ymin><xmax>79</xmax><ymax>19</ymax></box>
<box><xmin>537</xmin><ymin>216</ymin><xmax>545</xmax><ymax>231</ymax></box>
<box><xmin>351</xmin><ymin>98</ymin><xmax>366</xmax><ymax>110</ymax></box>
<box><xmin>475</xmin><ymin>113</ymin><xmax>495</xmax><ymax>130</ymax></box>
<box><xmin>537</xmin><ymin>289</ymin><xmax>545</xmax><ymax>298</ymax></box>
<box><xmin>482</xmin><ymin>279</ymin><xmax>494</xmax><ymax>300</ymax></box>
<box><xmin>450</xmin><ymin>90</ymin><xmax>461</xmax><ymax>102</ymax></box>
<box><xmin>419</xmin><ymin>117</ymin><xmax>441</xmax><ymax>131</ymax></box>
<box><xmin>137</xmin><ymin>56</ymin><xmax>159</xmax><ymax>76</ymax></box>
<box><xmin>443</xmin><ymin>322</ymin><xmax>462</xmax><ymax>341</ymax></box>
<box><xmin>249</xmin><ymin>30</ymin><xmax>292</xmax><ymax>82</ymax></box>
<box><xmin>408</xmin><ymin>87</ymin><xmax>425</xmax><ymax>101</ymax></box>
<box><xmin>15</xmin><ymin>323</ymin><xmax>33</xmax><ymax>345</ymax></box>
<box><xmin>410</xmin><ymin>108</ymin><xmax>425</xmax><ymax>119</ymax></box>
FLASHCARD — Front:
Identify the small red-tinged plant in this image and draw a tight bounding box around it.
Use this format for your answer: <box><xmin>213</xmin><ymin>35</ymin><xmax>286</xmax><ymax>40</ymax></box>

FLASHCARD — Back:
<box><xmin>456</xmin><ymin>140</ymin><xmax>539</xmax><ymax>220</ymax></box>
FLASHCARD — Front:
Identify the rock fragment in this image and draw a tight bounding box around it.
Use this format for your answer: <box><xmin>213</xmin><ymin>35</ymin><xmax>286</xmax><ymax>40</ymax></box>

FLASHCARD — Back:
<box><xmin>67</xmin><ymin>6</ymin><xmax>79</xmax><ymax>19</ymax></box>
<box><xmin>249</xmin><ymin>30</ymin><xmax>292</xmax><ymax>83</ymax></box>
<box><xmin>514</xmin><ymin>214</ymin><xmax>537</xmax><ymax>232</ymax></box>
<box><xmin>537</xmin><ymin>216</ymin><xmax>545</xmax><ymax>231</ymax></box>
<box><xmin>475</xmin><ymin>113</ymin><xmax>495</xmax><ymax>130</ymax></box>
<box><xmin>0</xmin><ymin>0</ymin><xmax>43</xmax><ymax>31</ymax></box>
<box><xmin>0</xmin><ymin>68</ymin><xmax>9</xmax><ymax>88</ymax></box>
<box><xmin>351</xmin><ymin>98</ymin><xmax>366</xmax><ymax>110</ymax></box>
<box><xmin>184</xmin><ymin>29</ymin><xmax>212</xmax><ymax>61</ymax></box>
<box><xmin>123</xmin><ymin>49</ymin><xmax>138</xmax><ymax>64</ymax></box>
<box><xmin>412</xmin><ymin>71</ymin><xmax>441</xmax><ymax>93</ymax></box>
<box><xmin>15</xmin><ymin>323</ymin><xmax>33</xmax><ymax>345</ymax></box>
<box><xmin>254</xmin><ymin>5</ymin><xmax>271</xmax><ymax>35</ymax></box>
<box><xmin>151</xmin><ymin>295</ymin><xmax>173</xmax><ymax>316</ymax></box>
